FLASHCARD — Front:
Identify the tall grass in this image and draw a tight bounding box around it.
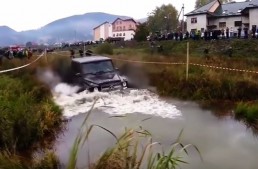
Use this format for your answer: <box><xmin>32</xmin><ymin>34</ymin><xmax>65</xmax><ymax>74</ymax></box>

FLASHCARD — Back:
<box><xmin>95</xmin><ymin>43</ymin><xmax>114</xmax><ymax>55</ymax></box>
<box><xmin>67</xmin><ymin>99</ymin><xmax>202</xmax><ymax>169</ymax></box>
<box><xmin>235</xmin><ymin>102</ymin><xmax>258</xmax><ymax>125</ymax></box>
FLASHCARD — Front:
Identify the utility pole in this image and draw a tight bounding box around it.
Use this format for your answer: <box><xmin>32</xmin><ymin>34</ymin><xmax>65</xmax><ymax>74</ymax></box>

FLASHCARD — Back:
<box><xmin>182</xmin><ymin>4</ymin><xmax>185</xmax><ymax>33</ymax></box>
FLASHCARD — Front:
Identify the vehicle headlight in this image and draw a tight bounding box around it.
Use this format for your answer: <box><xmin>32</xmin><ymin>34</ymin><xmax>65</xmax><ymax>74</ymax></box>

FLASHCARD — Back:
<box><xmin>122</xmin><ymin>82</ymin><xmax>127</xmax><ymax>87</ymax></box>
<box><xmin>89</xmin><ymin>82</ymin><xmax>98</xmax><ymax>87</ymax></box>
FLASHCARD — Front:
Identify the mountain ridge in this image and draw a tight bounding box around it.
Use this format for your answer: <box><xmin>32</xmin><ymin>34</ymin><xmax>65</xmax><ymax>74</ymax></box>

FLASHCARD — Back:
<box><xmin>0</xmin><ymin>12</ymin><xmax>147</xmax><ymax>46</ymax></box>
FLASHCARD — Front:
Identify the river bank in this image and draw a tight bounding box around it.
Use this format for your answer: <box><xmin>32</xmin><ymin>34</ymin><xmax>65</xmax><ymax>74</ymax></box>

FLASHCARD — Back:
<box><xmin>0</xmin><ymin>58</ymin><xmax>64</xmax><ymax>168</ymax></box>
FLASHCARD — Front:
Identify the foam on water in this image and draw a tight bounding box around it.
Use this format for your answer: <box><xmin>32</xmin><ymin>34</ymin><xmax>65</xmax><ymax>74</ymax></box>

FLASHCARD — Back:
<box><xmin>53</xmin><ymin>83</ymin><xmax>181</xmax><ymax>119</ymax></box>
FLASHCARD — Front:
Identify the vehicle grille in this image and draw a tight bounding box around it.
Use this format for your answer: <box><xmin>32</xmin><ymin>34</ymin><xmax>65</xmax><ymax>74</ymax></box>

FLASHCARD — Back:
<box><xmin>101</xmin><ymin>81</ymin><xmax>121</xmax><ymax>89</ymax></box>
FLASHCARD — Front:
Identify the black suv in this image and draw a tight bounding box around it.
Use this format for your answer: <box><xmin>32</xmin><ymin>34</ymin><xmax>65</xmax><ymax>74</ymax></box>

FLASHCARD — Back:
<box><xmin>71</xmin><ymin>56</ymin><xmax>128</xmax><ymax>92</ymax></box>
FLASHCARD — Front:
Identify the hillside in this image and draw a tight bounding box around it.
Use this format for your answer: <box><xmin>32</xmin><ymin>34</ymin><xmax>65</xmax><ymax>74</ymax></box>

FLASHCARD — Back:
<box><xmin>0</xmin><ymin>12</ymin><xmax>143</xmax><ymax>46</ymax></box>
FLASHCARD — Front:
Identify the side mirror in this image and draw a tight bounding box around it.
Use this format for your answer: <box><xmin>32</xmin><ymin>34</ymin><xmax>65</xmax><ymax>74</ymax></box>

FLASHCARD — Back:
<box><xmin>76</xmin><ymin>73</ymin><xmax>81</xmax><ymax>76</ymax></box>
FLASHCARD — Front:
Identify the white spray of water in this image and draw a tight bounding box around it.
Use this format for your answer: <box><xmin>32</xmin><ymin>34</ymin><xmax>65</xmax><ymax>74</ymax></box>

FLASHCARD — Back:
<box><xmin>52</xmin><ymin>83</ymin><xmax>181</xmax><ymax>119</ymax></box>
<box><xmin>36</xmin><ymin>69</ymin><xmax>181</xmax><ymax>119</ymax></box>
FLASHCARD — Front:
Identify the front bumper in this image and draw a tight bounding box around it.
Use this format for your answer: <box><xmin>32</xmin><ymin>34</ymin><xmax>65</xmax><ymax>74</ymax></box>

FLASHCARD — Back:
<box><xmin>100</xmin><ymin>85</ymin><xmax>127</xmax><ymax>92</ymax></box>
<box><xmin>88</xmin><ymin>81</ymin><xmax>127</xmax><ymax>92</ymax></box>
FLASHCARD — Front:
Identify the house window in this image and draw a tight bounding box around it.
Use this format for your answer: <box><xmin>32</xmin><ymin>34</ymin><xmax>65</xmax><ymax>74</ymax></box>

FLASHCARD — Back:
<box><xmin>235</xmin><ymin>21</ymin><xmax>242</xmax><ymax>27</ymax></box>
<box><xmin>191</xmin><ymin>18</ymin><xmax>197</xmax><ymax>23</ymax></box>
<box><xmin>113</xmin><ymin>34</ymin><xmax>115</xmax><ymax>37</ymax></box>
<box><xmin>129</xmin><ymin>25</ymin><xmax>132</xmax><ymax>29</ymax></box>
<box><xmin>123</xmin><ymin>26</ymin><xmax>126</xmax><ymax>30</ymax></box>
<box><xmin>119</xmin><ymin>33</ymin><xmax>122</xmax><ymax>36</ymax></box>
<box><xmin>219</xmin><ymin>22</ymin><xmax>226</xmax><ymax>28</ymax></box>
<box><xmin>116</xmin><ymin>33</ymin><xmax>119</xmax><ymax>36</ymax></box>
<box><xmin>120</xmin><ymin>27</ymin><xmax>122</xmax><ymax>31</ymax></box>
<box><xmin>123</xmin><ymin>33</ymin><xmax>125</xmax><ymax>36</ymax></box>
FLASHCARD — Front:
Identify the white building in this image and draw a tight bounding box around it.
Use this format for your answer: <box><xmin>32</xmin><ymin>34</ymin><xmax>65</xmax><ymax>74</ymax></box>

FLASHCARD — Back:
<box><xmin>93</xmin><ymin>22</ymin><xmax>112</xmax><ymax>41</ymax></box>
<box><xmin>111</xmin><ymin>18</ymin><xmax>137</xmax><ymax>41</ymax></box>
<box><xmin>185</xmin><ymin>0</ymin><xmax>258</xmax><ymax>34</ymax></box>
<box><xmin>93</xmin><ymin>18</ymin><xmax>138</xmax><ymax>41</ymax></box>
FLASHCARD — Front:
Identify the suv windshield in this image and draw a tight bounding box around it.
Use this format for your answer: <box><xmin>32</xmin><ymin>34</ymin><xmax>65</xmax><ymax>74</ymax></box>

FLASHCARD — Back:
<box><xmin>81</xmin><ymin>60</ymin><xmax>115</xmax><ymax>75</ymax></box>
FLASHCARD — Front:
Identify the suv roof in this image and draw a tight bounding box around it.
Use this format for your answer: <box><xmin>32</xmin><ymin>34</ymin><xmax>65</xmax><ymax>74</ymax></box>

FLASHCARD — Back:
<box><xmin>72</xmin><ymin>56</ymin><xmax>111</xmax><ymax>63</ymax></box>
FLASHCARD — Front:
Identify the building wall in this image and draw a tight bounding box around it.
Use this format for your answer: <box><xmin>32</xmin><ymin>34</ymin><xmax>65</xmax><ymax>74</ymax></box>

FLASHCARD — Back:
<box><xmin>100</xmin><ymin>25</ymin><xmax>105</xmax><ymax>39</ymax></box>
<box><xmin>105</xmin><ymin>23</ymin><xmax>113</xmax><ymax>38</ymax></box>
<box><xmin>186</xmin><ymin>14</ymin><xmax>207</xmax><ymax>32</ymax></box>
<box><xmin>93</xmin><ymin>27</ymin><xmax>100</xmax><ymax>41</ymax></box>
<box><xmin>112</xmin><ymin>30</ymin><xmax>135</xmax><ymax>40</ymax></box>
<box><xmin>93</xmin><ymin>23</ymin><xmax>113</xmax><ymax>41</ymax></box>
<box><xmin>209</xmin><ymin>16</ymin><xmax>249</xmax><ymax>32</ymax></box>
<box><xmin>249</xmin><ymin>8</ymin><xmax>258</xmax><ymax>30</ymax></box>
<box><xmin>112</xmin><ymin>19</ymin><xmax>137</xmax><ymax>32</ymax></box>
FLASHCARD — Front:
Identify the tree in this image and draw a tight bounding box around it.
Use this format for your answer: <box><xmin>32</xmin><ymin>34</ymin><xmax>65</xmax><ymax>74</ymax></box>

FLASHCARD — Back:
<box><xmin>195</xmin><ymin>0</ymin><xmax>232</xmax><ymax>9</ymax></box>
<box><xmin>147</xmin><ymin>4</ymin><xmax>178</xmax><ymax>33</ymax></box>
<box><xmin>134</xmin><ymin>23</ymin><xmax>150</xmax><ymax>42</ymax></box>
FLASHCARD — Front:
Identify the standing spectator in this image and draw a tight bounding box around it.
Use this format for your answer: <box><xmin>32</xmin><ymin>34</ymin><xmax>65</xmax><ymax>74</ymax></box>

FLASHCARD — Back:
<box><xmin>79</xmin><ymin>49</ymin><xmax>83</xmax><ymax>57</ymax></box>
<box><xmin>244</xmin><ymin>27</ymin><xmax>248</xmax><ymax>39</ymax></box>
<box><xmin>196</xmin><ymin>30</ymin><xmax>201</xmax><ymax>40</ymax></box>
<box><xmin>230</xmin><ymin>27</ymin><xmax>234</xmax><ymax>38</ymax></box>
<box><xmin>185</xmin><ymin>31</ymin><xmax>189</xmax><ymax>39</ymax></box>
<box><xmin>252</xmin><ymin>25</ymin><xmax>256</xmax><ymax>38</ymax></box>
<box><xmin>204</xmin><ymin>29</ymin><xmax>208</xmax><ymax>41</ymax></box>
<box><xmin>179</xmin><ymin>31</ymin><xmax>183</xmax><ymax>41</ymax></box>
<box><xmin>70</xmin><ymin>49</ymin><xmax>75</xmax><ymax>58</ymax></box>
<box><xmin>226</xmin><ymin>27</ymin><xmax>229</xmax><ymax>39</ymax></box>
<box><xmin>221</xmin><ymin>28</ymin><xmax>225</xmax><ymax>39</ymax></box>
<box><xmin>237</xmin><ymin>27</ymin><xmax>242</xmax><ymax>39</ymax></box>
<box><xmin>175</xmin><ymin>32</ymin><xmax>179</xmax><ymax>41</ymax></box>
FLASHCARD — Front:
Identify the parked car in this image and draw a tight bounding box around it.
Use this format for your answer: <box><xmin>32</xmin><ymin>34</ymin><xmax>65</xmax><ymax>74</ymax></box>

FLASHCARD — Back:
<box><xmin>71</xmin><ymin>56</ymin><xmax>128</xmax><ymax>92</ymax></box>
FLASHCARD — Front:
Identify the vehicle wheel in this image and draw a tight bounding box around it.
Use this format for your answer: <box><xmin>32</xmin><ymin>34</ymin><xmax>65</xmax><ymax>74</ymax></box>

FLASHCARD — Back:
<box><xmin>76</xmin><ymin>86</ymin><xmax>86</xmax><ymax>93</ymax></box>
<box><xmin>88</xmin><ymin>87</ymin><xmax>94</xmax><ymax>92</ymax></box>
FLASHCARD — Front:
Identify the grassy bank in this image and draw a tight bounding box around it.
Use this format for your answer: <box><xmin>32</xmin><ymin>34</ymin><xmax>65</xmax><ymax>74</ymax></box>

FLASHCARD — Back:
<box><xmin>0</xmin><ymin>56</ymin><xmax>64</xmax><ymax>168</ymax></box>
<box><xmin>235</xmin><ymin>102</ymin><xmax>258</xmax><ymax>128</ymax></box>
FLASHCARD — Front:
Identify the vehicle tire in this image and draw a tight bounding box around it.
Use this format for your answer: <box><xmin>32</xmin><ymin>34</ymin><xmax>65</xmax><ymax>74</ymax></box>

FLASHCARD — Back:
<box><xmin>76</xmin><ymin>86</ymin><xmax>86</xmax><ymax>93</ymax></box>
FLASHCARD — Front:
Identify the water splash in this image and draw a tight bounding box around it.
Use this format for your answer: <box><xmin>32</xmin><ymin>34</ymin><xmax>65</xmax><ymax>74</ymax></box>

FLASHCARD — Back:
<box><xmin>53</xmin><ymin>83</ymin><xmax>181</xmax><ymax>119</ymax></box>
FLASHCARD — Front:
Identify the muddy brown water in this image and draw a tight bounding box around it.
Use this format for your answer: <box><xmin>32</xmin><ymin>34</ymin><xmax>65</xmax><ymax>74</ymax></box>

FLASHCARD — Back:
<box><xmin>54</xmin><ymin>99</ymin><xmax>258</xmax><ymax>169</ymax></box>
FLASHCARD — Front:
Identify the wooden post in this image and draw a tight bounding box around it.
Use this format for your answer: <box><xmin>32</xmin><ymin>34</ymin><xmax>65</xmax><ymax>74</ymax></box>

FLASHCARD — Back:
<box><xmin>186</xmin><ymin>42</ymin><xmax>189</xmax><ymax>80</ymax></box>
<box><xmin>45</xmin><ymin>49</ymin><xmax>48</xmax><ymax>63</ymax></box>
<box><xmin>84</xmin><ymin>43</ymin><xmax>86</xmax><ymax>55</ymax></box>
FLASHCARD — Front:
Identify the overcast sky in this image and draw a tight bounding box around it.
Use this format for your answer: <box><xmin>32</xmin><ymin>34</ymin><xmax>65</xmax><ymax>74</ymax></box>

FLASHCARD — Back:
<box><xmin>0</xmin><ymin>0</ymin><xmax>242</xmax><ymax>32</ymax></box>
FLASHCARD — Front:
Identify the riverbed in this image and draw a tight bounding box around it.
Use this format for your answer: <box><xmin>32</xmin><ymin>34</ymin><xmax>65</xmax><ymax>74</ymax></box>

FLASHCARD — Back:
<box><xmin>53</xmin><ymin>85</ymin><xmax>258</xmax><ymax>169</ymax></box>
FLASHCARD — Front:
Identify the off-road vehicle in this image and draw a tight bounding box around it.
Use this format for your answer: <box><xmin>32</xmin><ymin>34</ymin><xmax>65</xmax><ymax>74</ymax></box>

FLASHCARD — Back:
<box><xmin>71</xmin><ymin>56</ymin><xmax>128</xmax><ymax>92</ymax></box>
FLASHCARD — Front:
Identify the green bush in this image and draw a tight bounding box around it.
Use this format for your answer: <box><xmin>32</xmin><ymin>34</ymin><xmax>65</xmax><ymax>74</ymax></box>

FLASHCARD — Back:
<box><xmin>0</xmin><ymin>75</ymin><xmax>62</xmax><ymax>152</ymax></box>
<box><xmin>96</xmin><ymin>43</ymin><xmax>113</xmax><ymax>55</ymax></box>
